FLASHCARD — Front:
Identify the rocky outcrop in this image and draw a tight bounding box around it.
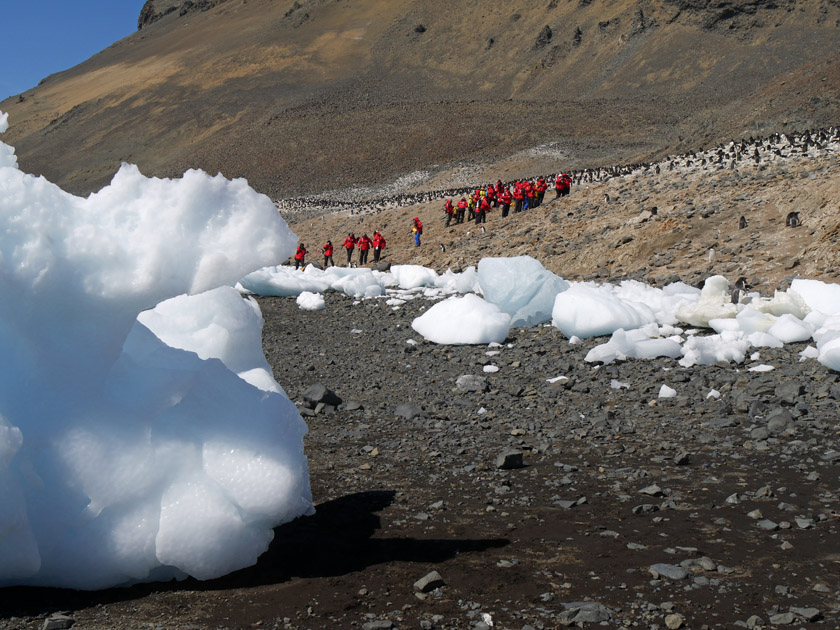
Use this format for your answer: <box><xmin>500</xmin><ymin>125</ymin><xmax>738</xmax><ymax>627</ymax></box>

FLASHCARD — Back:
<box><xmin>137</xmin><ymin>0</ymin><xmax>230</xmax><ymax>30</ymax></box>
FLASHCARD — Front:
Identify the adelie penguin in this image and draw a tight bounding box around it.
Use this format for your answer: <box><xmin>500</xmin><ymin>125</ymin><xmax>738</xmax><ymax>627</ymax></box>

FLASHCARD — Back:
<box><xmin>785</xmin><ymin>211</ymin><xmax>801</xmax><ymax>227</ymax></box>
<box><xmin>739</xmin><ymin>216</ymin><xmax>747</xmax><ymax>229</ymax></box>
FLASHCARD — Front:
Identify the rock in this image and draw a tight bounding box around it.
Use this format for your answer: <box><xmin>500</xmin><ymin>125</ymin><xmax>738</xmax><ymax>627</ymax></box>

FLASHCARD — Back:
<box><xmin>363</xmin><ymin>621</ymin><xmax>393</xmax><ymax>630</ymax></box>
<box><xmin>632</xmin><ymin>504</ymin><xmax>660</xmax><ymax>514</ymax></box>
<box><xmin>640</xmin><ymin>484</ymin><xmax>664</xmax><ymax>496</ymax></box>
<box><xmin>746</xmin><ymin>615</ymin><xmax>764</xmax><ymax>628</ymax></box>
<box><xmin>790</xmin><ymin>607</ymin><xmax>821</xmax><ymax>622</ymax></box>
<box><xmin>373</xmin><ymin>262</ymin><xmax>391</xmax><ymax>272</ymax></box>
<box><xmin>557</xmin><ymin>602</ymin><xmax>612</xmax><ymax>624</ymax></box>
<box><xmin>767</xmin><ymin>408</ymin><xmax>794</xmax><ymax>434</ymax></box>
<box><xmin>665</xmin><ymin>613</ymin><xmax>684</xmax><ymax>629</ymax></box>
<box><xmin>344</xmin><ymin>400</ymin><xmax>364</xmax><ymax>411</ymax></box>
<box><xmin>302</xmin><ymin>383</ymin><xmax>342</xmax><ymax>408</ymax></box>
<box><xmin>394</xmin><ymin>403</ymin><xmax>426</xmax><ymax>420</ymax></box>
<box><xmin>456</xmin><ymin>374</ymin><xmax>488</xmax><ymax>393</ymax></box>
<box><xmin>649</xmin><ymin>563</ymin><xmax>689</xmax><ymax>580</ymax></box>
<box><xmin>768</xmin><ymin>611</ymin><xmax>796</xmax><ymax>625</ymax></box>
<box><xmin>414</xmin><ymin>570</ymin><xmax>445</xmax><ymax>593</ymax></box>
<box><xmin>42</xmin><ymin>616</ymin><xmax>75</xmax><ymax>630</ymax></box>
<box><xmin>495</xmin><ymin>450</ymin><xmax>524</xmax><ymax>469</ymax></box>
<box><xmin>758</xmin><ymin>519</ymin><xmax>779</xmax><ymax>531</ymax></box>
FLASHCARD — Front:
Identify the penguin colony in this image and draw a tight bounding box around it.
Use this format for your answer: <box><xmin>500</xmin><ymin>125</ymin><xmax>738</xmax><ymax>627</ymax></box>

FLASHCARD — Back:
<box><xmin>276</xmin><ymin>127</ymin><xmax>840</xmax><ymax>219</ymax></box>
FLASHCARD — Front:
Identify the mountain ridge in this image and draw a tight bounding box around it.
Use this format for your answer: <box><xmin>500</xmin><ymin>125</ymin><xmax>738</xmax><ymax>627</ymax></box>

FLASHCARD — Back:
<box><xmin>1</xmin><ymin>0</ymin><xmax>839</xmax><ymax>199</ymax></box>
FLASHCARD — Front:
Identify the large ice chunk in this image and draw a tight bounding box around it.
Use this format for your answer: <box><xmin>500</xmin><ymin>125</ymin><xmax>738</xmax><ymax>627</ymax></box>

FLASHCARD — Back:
<box><xmin>478</xmin><ymin>256</ymin><xmax>570</xmax><ymax>326</ymax></box>
<box><xmin>0</xmin><ymin>115</ymin><xmax>312</xmax><ymax>589</ymax></box>
<box><xmin>552</xmin><ymin>283</ymin><xmax>656</xmax><ymax>338</ymax></box>
<box><xmin>411</xmin><ymin>294</ymin><xmax>511</xmax><ymax>344</ymax></box>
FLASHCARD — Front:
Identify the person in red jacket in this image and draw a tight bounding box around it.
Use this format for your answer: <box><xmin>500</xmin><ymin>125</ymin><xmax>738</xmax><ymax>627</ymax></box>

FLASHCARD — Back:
<box><xmin>372</xmin><ymin>231</ymin><xmax>386</xmax><ymax>263</ymax></box>
<box><xmin>322</xmin><ymin>240</ymin><xmax>334</xmax><ymax>267</ymax></box>
<box><xmin>456</xmin><ymin>197</ymin><xmax>468</xmax><ymax>224</ymax></box>
<box><xmin>357</xmin><ymin>233</ymin><xmax>372</xmax><ymax>264</ymax></box>
<box><xmin>343</xmin><ymin>233</ymin><xmax>357</xmax><ymax>266</ymax></box>
<box><xmin>294</xmin><ymin>243</ymin><xmax>307</xmax><ymax>270</ymax></box>
<box><xmin>485</xmin><ymin>185</ymin><xmax>496</xmax><ymax>207</ymax></box>
<box><xmin>476</xmin><ymin>196</ymin><xmax>490</xmax><ymax>224</ymax></box>
<box><xmin>535</xmin><ymin>176</ymin><xmax>548</xmax><ymax>206</ymax></box>
<box><xmin>444</xmin><ymin>199</ymin><xmax>454</xmax><ymax>227</ymax></box>
<box><xmin>524</xmin><ymin>180</ymin><xmax>536</xmax><ymax>210</ymax></box>
<box><xmin>500</xmin><ymin>187</ymin><xmax>512</xmax><ymax>218</ymax></box>
<box><xmin>412</xmin><ymin>217</ymin><xmax>423</xmax><ymax>246</ymax></box>
<box><xmin>555</xmin><ymin>172</ymin><xmax>571</xmax><ymax>198</ymax></box>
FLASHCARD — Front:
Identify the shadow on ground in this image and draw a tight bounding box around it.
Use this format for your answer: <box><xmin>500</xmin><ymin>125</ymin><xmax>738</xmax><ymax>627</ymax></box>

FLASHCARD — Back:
<box><xmin>0</xmin><ymin>490</ymin><xmax>508</xmax><ymax>618</ymax></box>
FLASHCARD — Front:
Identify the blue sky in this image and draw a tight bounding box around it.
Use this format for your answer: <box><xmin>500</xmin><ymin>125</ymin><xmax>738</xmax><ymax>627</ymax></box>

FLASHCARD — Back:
<box><xmin>0</xmin><ymin>2</ymin><xmax>145</xmax><ymax>101</ymax></box>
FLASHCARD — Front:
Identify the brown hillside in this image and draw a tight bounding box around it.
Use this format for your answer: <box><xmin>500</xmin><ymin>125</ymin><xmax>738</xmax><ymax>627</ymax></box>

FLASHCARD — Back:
<box><xmin>1</xmin><ymin>0</ymin><xmax>839</xmax><ymax>199</ymax></box>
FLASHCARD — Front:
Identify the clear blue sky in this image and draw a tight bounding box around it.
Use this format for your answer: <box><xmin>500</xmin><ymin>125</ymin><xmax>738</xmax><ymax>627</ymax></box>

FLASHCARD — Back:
<box><xmin>0</xmin><ymin>2</ymin><xmax>145</xmax><ymax>101</ymax></box>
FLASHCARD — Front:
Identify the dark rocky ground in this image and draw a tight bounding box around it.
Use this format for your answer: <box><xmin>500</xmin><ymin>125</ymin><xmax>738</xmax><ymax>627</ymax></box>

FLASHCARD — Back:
<box><xmin>3</xmin><ymin>289</ymin><xmax>839</xmax><ymax>629</ymax></box>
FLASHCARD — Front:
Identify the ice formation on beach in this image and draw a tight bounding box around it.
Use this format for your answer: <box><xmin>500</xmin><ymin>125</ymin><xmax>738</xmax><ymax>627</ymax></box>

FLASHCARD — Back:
<box><xmin>411</xmin><ymin>294</ymin><xmax>511</xmax><ymax>344</ymax></box>
<box><xmin>242</xmin><ymin>258</ymin><xmax>840</xmax><ymax>374</ymax></box>
<box><xmin>478</xmin><ymin>256</ymin><xmax>569</xmax><ymax>326</ymax></box>
<box><xmin>0</xmin><ymin>115</ymin><xmax>312</xmax><ymax>589</ymax></box>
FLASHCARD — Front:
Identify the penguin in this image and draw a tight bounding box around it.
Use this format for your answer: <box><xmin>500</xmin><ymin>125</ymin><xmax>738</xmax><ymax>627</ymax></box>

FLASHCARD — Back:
<box><xmin>785</xmin><ymin>211</ymin><xmax>801</xmax><ymax>227</ymax></box>
<box><xmin>739</xmin><ymin>216</ymin><xmax>747</xmax><ymax>230</ymax></box>
<box><xmin>439</xmin><ymin>244</ymin><xmax>446</xmax><ymax>252</ymax></box>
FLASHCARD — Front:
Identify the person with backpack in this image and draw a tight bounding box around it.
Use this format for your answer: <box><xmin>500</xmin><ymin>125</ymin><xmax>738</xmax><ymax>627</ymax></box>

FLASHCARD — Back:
<box><xmin>412</xmin><ymin>217</ymin><xmax>423</xmax><ymax>246</ymax></box>
<box><xmin>343</xmin><ymin>233</ymin><xmax>357</xmax><ymax>265</ymax></box>
<box><xmin>372</xmin><ymin>231</ymin><xmax>386</xmax><ymax>263</ymax></box>
<box><xmin>444</xmin><ymin>199</ymin><xmax>454</xmax><ymax>227</ymax></box>
<box><xmin>294</xmin><ymin>243</ymin><xmax>307</xmax><ymax>269</ymax></box>
<box><xmin>357</xmin><ymin>233</ymin><xmax>372</xmax><ymax>264</ymax></box>
<box><xmin>322</xmin><ymin>240</ymin><xmax>334</xmax><ymax>267</ymax></box>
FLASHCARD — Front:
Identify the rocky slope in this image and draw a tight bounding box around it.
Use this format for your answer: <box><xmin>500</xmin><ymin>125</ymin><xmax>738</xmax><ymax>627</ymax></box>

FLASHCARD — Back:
<box><xmin>1</xmin><ymin>0</ymin><xmax>839</xmax><ymax>199</ymax></box>
<box><xmin>287</xmin><ymin>128</ymin><xmax>840</xmax><ymax>294</ymax></box>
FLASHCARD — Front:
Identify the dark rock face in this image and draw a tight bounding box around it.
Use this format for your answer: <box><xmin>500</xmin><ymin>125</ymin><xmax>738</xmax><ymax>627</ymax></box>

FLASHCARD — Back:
<box><xmin>137</xmin><ymin>0</ymin><xmax>229</xmax><ymax>29</ymax></box>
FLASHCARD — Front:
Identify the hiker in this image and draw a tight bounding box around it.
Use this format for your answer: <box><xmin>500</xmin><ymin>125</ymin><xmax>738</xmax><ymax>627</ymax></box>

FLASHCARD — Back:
<box><xmin>372</xmin><ymin>231</ymin><xmax>386</xmax><ymax>263</ymax></box>
<box><xmin>535</xmin><ymin>176</ymin><xmax>548</xmax><ymax>206</ymax></box>
<box><xmin>513</xmin><ymin>183</ymin><xmax>524</xmax><ymax>213</ymax></box>
<box><xmin>412</xmin><ymin>217</ymin><xmax>423</xmax><ymax>246</ymax></box>
<box><xmin>343</xmin><ymin>233</ymin><xmax>357</xmax><ymax>265</ymax></box>
<box><xmin>294</xmin><ymin>243</ymin><xmax>307</xmax><ymax>270</ymax></box>
<box><xmin>555</xmin><ymin>172</ymin><xmax>571</xmax><ymax>198</ymax></box>
<box><xmin>476</xmin><ymin>196</ymin><xmax>490</xmax><ymax>224</ymax></box>
<box><xmin>456</xmin><ymin>197</ymin><xmax>467</xmax><ymax>224</ymax></box>
<box><xmin>322</xmin><ymin>240</ymin><xmax>334</xmax><ymax>267</ymax></box>
<box><xmin>444</xmin><ymin>199</ymin><xmax>454</xmax><ymax>227</ymax></box>
<box><xmin>358</xmin><ymin>233</ymin><xmax>372</xmax><ymax>264</ymax></box>
<box><xmin>500</xmin><ymin>186</ymin><xmax>512</xmax><ymax>218</ymax></box>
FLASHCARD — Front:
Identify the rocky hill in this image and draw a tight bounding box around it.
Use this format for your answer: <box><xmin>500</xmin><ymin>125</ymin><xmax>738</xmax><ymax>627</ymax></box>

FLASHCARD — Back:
<box><xmin>1</xmin><ymin>0</ymin><xmax>839</xmax><ymax>200</ymax></box>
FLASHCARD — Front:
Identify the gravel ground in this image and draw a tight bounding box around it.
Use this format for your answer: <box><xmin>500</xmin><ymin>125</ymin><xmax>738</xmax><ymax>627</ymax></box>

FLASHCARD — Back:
<box><xmin>4</xmin><ymin>289</ymin><xmax>839</xmax><ymax>629</ymax></box>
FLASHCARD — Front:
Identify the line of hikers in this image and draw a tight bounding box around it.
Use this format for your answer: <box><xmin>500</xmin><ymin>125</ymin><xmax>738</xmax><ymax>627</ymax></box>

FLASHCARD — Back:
<box><xmin>292</xmin><ymin>172</ymin><xmax>571</xmax><ymax>267</ymax></box>
<box><xmin>443</xmin><ymin>173</ymin><xmax>571</xmax><ymax>226</ymax></box>
<box><xmin>295</xmin><ymin>231</ymin><xmax>387</xmax><ymax>268</ymax></box>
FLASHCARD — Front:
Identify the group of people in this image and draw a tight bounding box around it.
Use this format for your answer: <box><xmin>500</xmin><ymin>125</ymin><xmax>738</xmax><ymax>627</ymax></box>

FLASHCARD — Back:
<box><xmin>443</xmin><ymin>173</ymin><xmax>572</xmax><ymax>226</ymax></box>
<box><xmin>293</xmin><ymin>172</ymin><xmax>572</xmax><ymax>267</ymax></box>
<box><xmin>295</xmin><ymin>231</ymin><xmax>388</xmax><ymax>269</ymax></box>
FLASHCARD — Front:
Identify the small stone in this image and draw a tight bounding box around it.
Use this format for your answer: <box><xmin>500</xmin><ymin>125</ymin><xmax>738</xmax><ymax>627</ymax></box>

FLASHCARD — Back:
<box><xmin>495</xmin><ymin>450</ymin><xmax>524</xmax><ymax>470</ymax></box>
<box><xmin>790</xmin><ymin>607</ymin><xmax>821</xmax><ymax>622</ymax></box>
<box><xmin>42</xmin><ymin>616</ymin><xmax>75</xmax><ymax>630</ymax></box>
<box><xmin>649</xmin><ymin>563</ymin><xmax>689</xmax><ymax>580</ymax></box>
<box><xmin>414</xmin><ymin>570</ymin><xmax>445</xmax><ymax>593</ymax></box>
<box><xmin>665</xmin><ymin>613</ymin><xmax>684</xmax><ymax>629</ymax></box>
<box><xmin>362</xmin><ymin>621</ymin><xmax>393</xmax><ymax>630</ymax></box>
<box><xmin>746</xmin><ymin>615</ymin><xmax>764</xmax><ymax>628</ymax></box>
<box><xmin>768</xmin><ymin>611</ymin><xmax>795</xmax><ymax>625</ymax></box>
<box><xmin>394</xmin><ymin>403</ymin><xmax>426</xmax><ymax>420</ymax></box>
<box><xmin>758</xmin><ymin>519</ymin><xmax>779</xmax><ymax>531</ymax></box>
<box><xmin>640</xmin><ymin>484</ymin><xmax>664</xmax><ymax>497</ymax></box>
<box><xmin>747</xmin><ymin>509</ymin><xmax>763</xmax><ymax>519</ymax></box>
<box><xmin>456</xmin><ymin>374</ymin><xmax>488</xmax><ymax>393</ymax></box>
